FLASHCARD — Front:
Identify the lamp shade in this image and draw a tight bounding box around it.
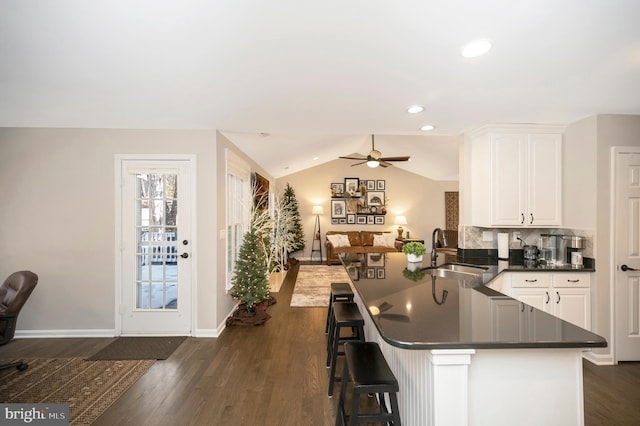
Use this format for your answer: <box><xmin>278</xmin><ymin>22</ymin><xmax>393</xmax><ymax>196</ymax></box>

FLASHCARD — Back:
<box><xmin>312</xmin><ymin>205</ymin><xmax>324</xmax><ymax>215</ymax></box>
<box><xmin>395</xmin><ymin>215</ymin><xmax>408</xmax><ymax>225</ymax></box>
<box><xmin>366</xmin><ymin>160</ymin><xmax>380</xmax><ymax>168</ymax></box>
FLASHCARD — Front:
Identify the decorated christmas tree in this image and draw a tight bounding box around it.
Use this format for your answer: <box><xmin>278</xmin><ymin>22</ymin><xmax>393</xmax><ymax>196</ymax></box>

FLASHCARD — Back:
<box><xmin>283</xmin><ymin>183</ymin><xmax>305</xmax><ymax>255</ymax></box>
<box><xmin>230</xmin><ymin>226</ymin><xmax>270</xmax><ymax>311</ymax></box>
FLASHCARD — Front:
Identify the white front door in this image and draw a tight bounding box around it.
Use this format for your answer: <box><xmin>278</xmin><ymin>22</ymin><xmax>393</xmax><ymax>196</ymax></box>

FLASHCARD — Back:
<box><xmin>117</xmin><ymin>157</ymin><xmax>194</xmax><ymax>335</ymax></box>
<box><xmin>614</xmin><ymin>148</ymin><xmax>640</xmax><ymax>361</ymax></box>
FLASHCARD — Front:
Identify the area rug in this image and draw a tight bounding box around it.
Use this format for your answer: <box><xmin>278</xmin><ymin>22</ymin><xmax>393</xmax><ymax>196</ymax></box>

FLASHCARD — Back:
<box><xmin>0</xmin><ymin>357</ymin><xmax>154</xmax><ymax>425</ymax></box>
<box><xmin>290</xmin><ymin>265</ymin><xmax>351</xmax><ymax>307</ymax></box>
<box><xmin>86</xmin><ymin>336</ymin><xmax>187</xmax><ymax>361</ymax></box>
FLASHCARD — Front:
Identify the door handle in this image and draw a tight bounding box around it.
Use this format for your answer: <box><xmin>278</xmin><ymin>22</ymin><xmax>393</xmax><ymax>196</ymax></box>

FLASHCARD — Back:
<box><xmin>621</xmin><ymin>264</ymin><xmax>637</xmax><ymax>271</ymax></box>
<box><xmin>180</xmin><ymin>253</ymin><xmax>189</xmax><ymax>259</ymax></box>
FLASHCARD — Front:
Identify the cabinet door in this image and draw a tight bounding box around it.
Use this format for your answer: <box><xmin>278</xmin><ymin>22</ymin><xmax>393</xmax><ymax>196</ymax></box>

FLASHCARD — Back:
<box><xmin>553</xmin><ymin>288</ymin><xmax>590</xmax><ymax>329</ymax></box>
<box><xmin>527</xmin><ymin>133</ymin><xmax>562</xmax><ymax>226</ymax></box>
<box><xmin>491</xmin><ymin>133</ymin><xmax>527</xmax><ymax>226</ymax></box>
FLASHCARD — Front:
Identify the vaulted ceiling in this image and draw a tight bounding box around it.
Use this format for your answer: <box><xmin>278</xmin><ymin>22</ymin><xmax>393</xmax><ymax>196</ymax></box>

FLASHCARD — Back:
<box><xmin>2</xmin><ymin>1</ymin><xmax>639</xmax><ymax>179</ymax></box>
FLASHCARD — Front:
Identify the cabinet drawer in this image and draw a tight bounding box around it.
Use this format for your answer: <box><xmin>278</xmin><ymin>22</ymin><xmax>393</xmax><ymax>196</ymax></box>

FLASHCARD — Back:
<box><xmin>552</xmin><ymin>273</ymin><xmax>590</xmax><ymax>288</ymax></box>
<box><xmin>511</xmin><ymin>273</ymin><xmax>551</xmax><ymax>288</ymax></box>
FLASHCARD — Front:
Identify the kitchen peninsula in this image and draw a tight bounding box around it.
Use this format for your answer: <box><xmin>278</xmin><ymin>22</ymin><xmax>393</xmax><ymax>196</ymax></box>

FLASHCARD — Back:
<box><xmin>341</xmin><ymin>252</ymin><xmax>606</xmax><ymax>426</ymax></box>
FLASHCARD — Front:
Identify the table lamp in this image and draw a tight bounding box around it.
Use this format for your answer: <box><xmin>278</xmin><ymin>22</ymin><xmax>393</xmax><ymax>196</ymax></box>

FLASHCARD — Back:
<box><xmin>395</xmin><ymin>215</ymin><xmax>407</xmax><ymax>239</ymax></box>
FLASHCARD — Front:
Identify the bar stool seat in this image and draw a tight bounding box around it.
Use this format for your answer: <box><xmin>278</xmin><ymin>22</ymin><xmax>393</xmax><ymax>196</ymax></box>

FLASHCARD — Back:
<box><xmin>326</xmin><ymin>301</ymin><xmax>365</xmax><ymax>397</ymax></box>
<box><xmin>325</xmin><ymin>282</ymin><xmax>354</xmax><ymax>334</ymax></box>
<box><xmin>336</xmin><ymin>341</ymin><xmax>401</xmax><ymax>426</ymax></box>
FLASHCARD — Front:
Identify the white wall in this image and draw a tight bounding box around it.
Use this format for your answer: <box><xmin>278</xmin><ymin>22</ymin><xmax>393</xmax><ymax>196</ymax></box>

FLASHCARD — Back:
<box><xmin>275</xmin><ymin>158</ymin><xmax>458</xmax><ymax>257</ymax></box>
<box><xmin>0</xmin><ymin>128</ymin><xmax>222</xmax><ymax>335</ymax></box>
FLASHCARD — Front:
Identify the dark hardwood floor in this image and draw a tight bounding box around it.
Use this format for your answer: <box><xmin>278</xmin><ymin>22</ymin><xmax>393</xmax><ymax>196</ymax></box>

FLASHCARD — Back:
<box><xmin>2</xmin><ymin>262</ymin><xmax>639</xmax><ymax>425</ymax></box>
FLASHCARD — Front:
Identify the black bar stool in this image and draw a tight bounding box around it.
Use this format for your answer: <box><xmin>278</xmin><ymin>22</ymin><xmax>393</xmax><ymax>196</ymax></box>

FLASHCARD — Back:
<box><xmin>325</xmin><ymin>282</ymin><xmax>354</xmax><ymax>334</ymax></box>
<box><xmin>326</xmin><ymin>301</ymin><xmax>365</xmax><ymax>397</ymax></box>
<box><xmin>336</xmin><ymin>341</ymin><xmax>401</xmax><ymax>426</ymax></box>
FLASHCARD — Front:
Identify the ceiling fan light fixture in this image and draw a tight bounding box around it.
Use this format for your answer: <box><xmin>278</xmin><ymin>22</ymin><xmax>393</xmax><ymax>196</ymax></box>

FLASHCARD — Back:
<box><xmin>367</xmin><ymin>160</ymin><xmax>380</xmax><ymax>168</ymax></box>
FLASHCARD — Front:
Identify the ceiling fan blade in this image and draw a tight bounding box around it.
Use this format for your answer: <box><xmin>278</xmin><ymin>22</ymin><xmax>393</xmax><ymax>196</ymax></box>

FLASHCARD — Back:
<box><xmin>351</xmin><ymin>160</ymin><xmax>368</xmax><ymax>167</ymax></box>
<box><xmin>380</xmin><ymin>156</ymin><xmax>410</xmax><ymax>162</ymax></box>
<box><xmin>340</xmin><ymin>155</ymin><xmax>366</xmax><ymax>160</ymax></box>
<box><xmin>379</xmin><ymin>160</ymin><xmax>391</xmax><ymax>167</ymax></box>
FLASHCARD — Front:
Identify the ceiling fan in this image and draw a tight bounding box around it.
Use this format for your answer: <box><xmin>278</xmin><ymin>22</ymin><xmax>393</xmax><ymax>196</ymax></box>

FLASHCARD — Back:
<box><xmin>339</xmin><ymin>135</ymin><xmax>410</xmax><ymax>168</ymax></box>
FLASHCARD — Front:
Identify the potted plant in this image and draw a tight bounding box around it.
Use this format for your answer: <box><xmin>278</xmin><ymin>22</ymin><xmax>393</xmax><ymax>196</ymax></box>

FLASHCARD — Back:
<box><xmin>403</xmin><ymin>241</ymin><xmax>427</xmax><ymax>263</ymax></box>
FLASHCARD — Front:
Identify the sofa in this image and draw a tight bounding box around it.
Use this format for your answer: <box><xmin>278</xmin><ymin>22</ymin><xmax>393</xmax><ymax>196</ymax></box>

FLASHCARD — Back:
<box><xmin>324</xmin><ymin>230</ymin><xmax>402</xmax><ymax>265</ymax></box>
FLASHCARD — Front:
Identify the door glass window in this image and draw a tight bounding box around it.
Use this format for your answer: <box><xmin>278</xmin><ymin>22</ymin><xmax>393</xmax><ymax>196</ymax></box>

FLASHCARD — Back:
<box><xmin>136</xmin><ymin>173</ymin><xmax>178</xmax><ymax>309</ymax></box>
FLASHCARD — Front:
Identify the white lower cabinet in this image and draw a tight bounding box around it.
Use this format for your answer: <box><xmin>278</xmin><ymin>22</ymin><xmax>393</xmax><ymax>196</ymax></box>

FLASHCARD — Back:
<box><xmin>506</xmin><ymin>272</ymin><xmax>591</xmax><ymax>329</ymax></box>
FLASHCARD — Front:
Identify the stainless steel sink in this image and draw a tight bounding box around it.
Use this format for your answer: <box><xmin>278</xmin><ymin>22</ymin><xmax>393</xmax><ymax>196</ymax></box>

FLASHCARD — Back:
<box><xmin>436</xmin><ymin>263</ymin><xmax>488</xmax><ymax>275</ymax></box>
<box><xmin>425</xmin><ymin>263</ymin><xmax>487</xmax><ymax>281</ymax></box>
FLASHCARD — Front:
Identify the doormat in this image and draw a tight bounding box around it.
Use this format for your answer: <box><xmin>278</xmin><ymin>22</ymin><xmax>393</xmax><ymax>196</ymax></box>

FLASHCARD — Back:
<box><xmin>0</xmin><ymin>357</ymin><xmax>154</xmax><ymax>425</ymax></box>
<box><xmin>86</xmin><ymin>336</ymin><xmax>187</xmax><ymax>361</ymax></box>
<box><xmin>290</xmin><ymin>265</ymin><xmax>351</xmax><ymax>307</ymax></box>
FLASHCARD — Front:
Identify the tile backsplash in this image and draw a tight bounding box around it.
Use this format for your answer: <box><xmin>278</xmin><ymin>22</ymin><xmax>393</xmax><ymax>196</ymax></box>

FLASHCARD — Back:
<box><xmin>459</xmin><ymin>225</ymin><xmax>594</xmax><ymax>258</ymax></box>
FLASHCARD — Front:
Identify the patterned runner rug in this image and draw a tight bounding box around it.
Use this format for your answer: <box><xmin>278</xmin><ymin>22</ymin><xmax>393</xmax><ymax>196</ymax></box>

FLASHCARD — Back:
<box><xmin>0</xmin><ymin>357</ymin><xmax>154</xmax><ymax>425</ymax></box>
<box><xmin>290</xmin><ymin>265</ymin><xmax>351</xmax><ymax>307</ymax></box>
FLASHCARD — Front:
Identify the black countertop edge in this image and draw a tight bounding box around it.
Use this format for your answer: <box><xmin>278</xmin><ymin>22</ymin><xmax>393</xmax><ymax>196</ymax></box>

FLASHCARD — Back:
<box><xmin>376</xmin><ymin>335</ymin><xmax>607</xmax><ymax>351</ymax></box>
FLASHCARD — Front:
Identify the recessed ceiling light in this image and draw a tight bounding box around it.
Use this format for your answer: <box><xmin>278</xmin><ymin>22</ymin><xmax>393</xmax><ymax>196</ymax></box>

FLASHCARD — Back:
<box><xmin>407</xmin><ymin>105</ymin><xmax>424</xmax><ymax>114</ymax></box>
<box><xmin>421</xmin><ymin>124</ymin><xmax>435</xmax><ymax>131</ymax></box>
<box><xmin>461</xmin><ymin>39</ymin><xmax>492</xmax><ymax>58</ymax></box>
<box><xmin>313</xmin><ymin>156</ymin><xmax>319</xmax><ymax>160</ymax></box>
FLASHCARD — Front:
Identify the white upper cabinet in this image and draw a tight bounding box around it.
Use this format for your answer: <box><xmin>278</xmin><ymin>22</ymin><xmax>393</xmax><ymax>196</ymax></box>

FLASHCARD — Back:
<box><xmin>468</xmin><ymin>124</ymin><xmax>564</xmax><ymax>227</ymax></box>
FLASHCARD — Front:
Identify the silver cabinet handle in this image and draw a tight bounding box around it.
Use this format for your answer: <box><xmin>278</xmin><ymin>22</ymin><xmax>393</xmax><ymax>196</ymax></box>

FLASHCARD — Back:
<box><xmin>530</xmin><ymin>213</ymin><xmax>534</xmax><ymax>225</ymax></box>
<box><xmin>545</xmin><ymin>291</ymin><xmax>550</xmax><ymax>304</ymax></box>
<box><xmin>556</xmin><ymin>291</ymin><xmax>560</xmax><ymax>304</ymax></box>
<box><xmin>521</xmin><ymin>213</ymin><xmax>525</xmax><ymax>224</ymax></box>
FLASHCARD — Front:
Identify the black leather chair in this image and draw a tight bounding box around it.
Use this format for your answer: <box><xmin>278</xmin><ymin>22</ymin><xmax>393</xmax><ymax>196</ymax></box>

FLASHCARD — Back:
<box><xmin>0</xmin><ymin>271</ymin><xmax>38</xmax><ymax>371</ymax></box>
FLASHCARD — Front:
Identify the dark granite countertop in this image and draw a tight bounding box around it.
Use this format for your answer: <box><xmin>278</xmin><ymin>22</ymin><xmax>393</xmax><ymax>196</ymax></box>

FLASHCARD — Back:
<box><xmin>341</xmin><ymin>252</ymin><xmax>607</xmax><ymax>350</ymax></box>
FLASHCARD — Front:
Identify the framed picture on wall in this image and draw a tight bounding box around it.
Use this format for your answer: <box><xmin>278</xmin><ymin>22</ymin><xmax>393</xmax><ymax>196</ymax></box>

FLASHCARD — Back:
<box><xmin>344</xmin><ymin>178</ymin><xmax>360</xmax><ymax>194</ymax></box>
<box><xmin>331</xmin><ymin>200</ymin><xmax>346</xmax><ymax>218</ymax></box>
<box><xmin>367</xmin><ymin>216</ymin><xmax>375</xmax><ymax>224</ymax></box>
<box><xmin>331</xmin><ymin>182</ymin><xmax>344</xmax><ymax>196</ymax></box>
<box><xmin>367</xmin><ymin>191</ymin><xmax>385</xmax><ymax>206</ymax></box>
<box><xmin>339</xmin><ymin>218</ymin><xmax>347</xmax><ymax>224</ymax></box>
<box><xmin>356</xmin><ymin>216</ymin><xmax>367</xmax><ymax>225</ymax></box>
<box><xmin>331</xmin><ymin>219</ymin><xmax>339</xmax><ymax>225</ymax></box>
<box><xmin>366</xmin><ymin>180</ymin><xmax>375</xmax><ymax>190</ymax></box>
<box><xmin>347</xmin><ymin>214</ymin><xmax>356</xmax><ymax>224</ymax></box>
<box><xmin>376</xmin><ymin>268</ymin><xmax>386</xmax><ymax>279</ymax></box>
<box><xmin>374</xmin><ymin>215</ymin><xmax>385</xmax><ymax>225</ymax></box>
<box><xmin>366</xmin><ymin>268</ymin><xmax>375</xmax><ymax>279</ymax></box>
<box><xmin>376</xmin><ymin>180</ymin><xmax>386</xmax><ymax>190</ymax></box>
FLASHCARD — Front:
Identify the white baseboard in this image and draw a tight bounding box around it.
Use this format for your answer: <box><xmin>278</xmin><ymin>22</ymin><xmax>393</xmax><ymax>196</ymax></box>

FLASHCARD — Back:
<box><xmin>582</xmin><ymin>349</ymin><xmax>614</xmax><ymax>365</ymax></box>
<box><xmin>15</xmin><ymin>329</ymin><xmax>116</xmax><ymax>339</ymax></box>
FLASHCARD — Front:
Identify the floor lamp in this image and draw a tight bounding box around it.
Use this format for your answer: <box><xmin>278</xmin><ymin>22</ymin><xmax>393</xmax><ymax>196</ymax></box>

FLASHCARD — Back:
<box><xmin>311</xmin><ymin>205</ymin><xmax>324</xmax><ymax>264</ymax></box>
